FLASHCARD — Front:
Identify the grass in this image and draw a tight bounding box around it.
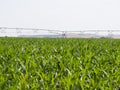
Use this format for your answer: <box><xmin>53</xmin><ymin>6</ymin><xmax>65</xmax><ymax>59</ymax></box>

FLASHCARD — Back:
<box><xmin>0</xmin><ymin>37</ymin><xmax>120</xmax><ymax>90</ymax></box>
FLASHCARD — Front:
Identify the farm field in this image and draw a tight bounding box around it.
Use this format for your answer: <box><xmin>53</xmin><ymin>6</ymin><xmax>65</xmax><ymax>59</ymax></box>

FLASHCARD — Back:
<box><xmin>0</xmin><ymin>37</ymin><xmax>120</xmax><ymax>90</ymax></box>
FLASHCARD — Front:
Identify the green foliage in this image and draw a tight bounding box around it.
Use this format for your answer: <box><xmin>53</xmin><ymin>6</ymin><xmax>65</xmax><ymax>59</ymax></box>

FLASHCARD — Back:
<box><xmin>0</xmin><ymin>37</ymin><xmax>120</xmax><ymax>90</ymax></box>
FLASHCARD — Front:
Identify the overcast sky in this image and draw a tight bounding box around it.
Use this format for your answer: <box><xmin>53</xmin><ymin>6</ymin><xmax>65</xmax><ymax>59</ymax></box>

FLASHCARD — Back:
<box><xmin>0</xmin><ymin>0</ymin><xmax>120</xmax><ymax>31</ymax></box>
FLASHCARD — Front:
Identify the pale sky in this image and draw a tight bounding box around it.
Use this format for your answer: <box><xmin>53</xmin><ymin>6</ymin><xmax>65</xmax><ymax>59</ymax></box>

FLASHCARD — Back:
<box><xmin>0</xmin><ymin>0</ymin><xmax>120</xmax><ymax>32</ymax></box>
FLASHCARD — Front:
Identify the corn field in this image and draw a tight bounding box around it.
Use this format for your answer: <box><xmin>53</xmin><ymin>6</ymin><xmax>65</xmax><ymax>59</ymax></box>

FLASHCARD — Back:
<box><xmin>0</xmin><ymin>37</ymin><xmax>120</xmax><ymax>90</ymax></box>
